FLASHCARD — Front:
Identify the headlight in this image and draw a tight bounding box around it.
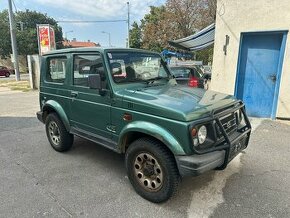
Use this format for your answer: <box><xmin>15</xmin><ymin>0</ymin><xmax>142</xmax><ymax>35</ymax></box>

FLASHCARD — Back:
<box><xmin>198</xmin><ymin>125</ymin><xmax>207</xmax><ymax>144</ymax></box>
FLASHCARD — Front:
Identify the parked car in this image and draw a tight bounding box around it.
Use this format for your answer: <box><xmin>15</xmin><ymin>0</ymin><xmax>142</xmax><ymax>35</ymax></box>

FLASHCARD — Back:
<box><xmin>37</xmin><ymin>48</ymin><xmax>251</xmax><ymax>203</ymax></box>
<box><xmin>0</xmin><ymin>66</ymin><xmax>13</xmax><ymax>77</ymax></box>
<box><xmin>170</xmin><ymin>65</ymin><xmax>207</xmax><ymax>88</ymax></box>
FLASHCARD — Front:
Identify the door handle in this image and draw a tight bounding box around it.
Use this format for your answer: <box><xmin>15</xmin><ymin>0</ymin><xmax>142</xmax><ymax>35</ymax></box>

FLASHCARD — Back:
<box><xmin>71</xmin><ymin>91</ymin><xmax>78</xmax><ymax>98</ymax></box>
<box><xmin>269</xmin><ymin>75</ymin><xmax>276</xmax><ymax>82</ymax></box>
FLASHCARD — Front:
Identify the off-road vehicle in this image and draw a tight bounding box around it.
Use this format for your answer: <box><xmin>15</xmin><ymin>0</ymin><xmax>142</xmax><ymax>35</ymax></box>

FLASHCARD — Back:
<box><xmin>37</xmin><ymin>48</ymin><xmax>251</xmax><ymax>203</ymax></box>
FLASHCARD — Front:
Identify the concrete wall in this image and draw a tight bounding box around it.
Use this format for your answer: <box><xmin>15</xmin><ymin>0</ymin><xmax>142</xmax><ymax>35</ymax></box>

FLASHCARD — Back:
<box><xmin>211</xmin><ymin>0</ymin><xmax>290</xmax><ymax>118</ymax></box>
<box><xmin>27</xmin><ymin>55</ymin><xmax>41</xmax><ymax>89</ymax></box>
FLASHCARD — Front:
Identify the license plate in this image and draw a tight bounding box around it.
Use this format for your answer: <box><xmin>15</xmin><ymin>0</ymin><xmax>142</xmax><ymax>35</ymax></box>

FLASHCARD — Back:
<box><xmin>228</xmin><ymin>137</ymin><xmax>246</xmax><ymax>161</ymax></box>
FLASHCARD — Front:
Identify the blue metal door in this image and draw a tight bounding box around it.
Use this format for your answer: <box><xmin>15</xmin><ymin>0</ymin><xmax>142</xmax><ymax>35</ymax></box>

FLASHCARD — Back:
<box><xmin>236</xmin><ymin>32</ymin><xmax>285</xmax><ymax>118</ymax></box>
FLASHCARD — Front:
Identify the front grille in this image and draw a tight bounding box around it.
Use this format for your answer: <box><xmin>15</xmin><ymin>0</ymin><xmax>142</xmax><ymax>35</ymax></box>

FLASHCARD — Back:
<box><xmin>216</xmin><ymin>113</ymin><xmax>238</xmax><ymax>136</ymax></box>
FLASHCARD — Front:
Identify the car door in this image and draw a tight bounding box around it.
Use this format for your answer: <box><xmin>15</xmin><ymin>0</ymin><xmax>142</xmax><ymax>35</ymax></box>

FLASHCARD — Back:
<box><xmin>69</xmin><ymin>53</ymin><xmax>112</xmax><ymax>141</ymax></box>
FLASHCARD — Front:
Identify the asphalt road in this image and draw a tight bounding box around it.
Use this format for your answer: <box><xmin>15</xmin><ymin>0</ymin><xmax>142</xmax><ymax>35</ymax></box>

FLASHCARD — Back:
<box><xmin>0</xmin><ymin>90</ymin><xmax>290</xmax><ymax>218</ymax></box>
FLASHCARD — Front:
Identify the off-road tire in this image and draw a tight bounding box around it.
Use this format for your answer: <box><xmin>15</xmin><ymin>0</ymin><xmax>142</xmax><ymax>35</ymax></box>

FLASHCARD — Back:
<box><xmin>45</xmin><ymin>113</ymin><xmax>73</xmax><ymax>152</ymax></box>
<box><xmin>125</xmin><ymin>137</ymin><xmax>180</xmax><ymax>203</ymax></box>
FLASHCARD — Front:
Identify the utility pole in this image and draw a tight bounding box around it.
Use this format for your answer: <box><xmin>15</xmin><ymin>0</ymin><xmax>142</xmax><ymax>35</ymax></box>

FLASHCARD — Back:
<box><xmin>127</xmin><ymin>2</ymin><xmax>130</xmax><ymax>48</ymax></box>
<box><xmin>7</xmin><ymin>0</ymin><xmax>20</xmax><ymax>81</ymax></box>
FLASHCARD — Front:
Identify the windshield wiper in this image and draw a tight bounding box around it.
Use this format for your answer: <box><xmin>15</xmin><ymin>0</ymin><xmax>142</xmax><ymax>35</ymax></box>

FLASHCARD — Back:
<box><xmin>146</xmin><ymin>77</ymin><xmax>169</xmax><ymax>85</ymax></box>
<box><xmin>126</xmin><ymin>78</ymin><xmax>147</xmax><ymax>83</ymax></box>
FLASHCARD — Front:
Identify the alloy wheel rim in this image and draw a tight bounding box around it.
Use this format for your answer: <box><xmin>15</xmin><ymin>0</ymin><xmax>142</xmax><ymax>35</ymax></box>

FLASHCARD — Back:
<box><xmin>48</xmin><ymin>121</ymin><xmax>60</xmax><ymax>145</ymax></box>
<box><xmin>134</xmin><ymin>152</ymin><xmax>164</xmax><ymax>192</ymax></box>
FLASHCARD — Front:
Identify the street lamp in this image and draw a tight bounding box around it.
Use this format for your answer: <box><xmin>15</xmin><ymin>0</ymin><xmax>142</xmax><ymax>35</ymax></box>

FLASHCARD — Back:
<box><xmin>65</xmin><ymin>30</ymin><xmax>73</xmax><ymax>39</ymax></box>
<box><xmin>102</xmin><ymin>31</ymin><xmax>111</xmax><ymax>47</ymax></box>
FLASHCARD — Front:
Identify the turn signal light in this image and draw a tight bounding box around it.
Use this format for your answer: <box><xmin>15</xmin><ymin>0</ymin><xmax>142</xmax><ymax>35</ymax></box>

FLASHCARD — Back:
<box><xmin>123</xmin><ymin>113</ymin><xmax>132</xmax><ymax>121</ymax></box>
<box><xmin>191</xmin><ymin>128</ymin><xmax>197</xmax><ymax>137</ymax></box>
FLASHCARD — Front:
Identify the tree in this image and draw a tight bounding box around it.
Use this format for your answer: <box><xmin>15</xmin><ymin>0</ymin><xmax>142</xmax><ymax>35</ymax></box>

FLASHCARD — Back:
<box><xmin>0</xmin><ymin>9</ymin><xmax>63</xmax><ymax>58</ymax></box>
<box><xmin>166</xmin><ymin>0</ymin><xmax>204</xmax><ymax>38</ymax></box>
<box><xmin>0</xmin><ymin>10</ymin><xmax>11</xmax><ymax>58</ymax></box>
<box><xmin>195</xmin><ymin>46</ymin><xmax>214</xmax><ymax>65</ymax></box>
<box><xmin>129</xmin><ymin>21</ymin><xmax>141</xmax><ymax>48</ymax></box>
<box><xmin>140</xmin><ymin>6</ymin><xmax>170</xmax><ymax>52</ymax></box>
<box><xmin>138</xmin><ymin>0</ymin><xmax>217</xmax><ymax>63</ymax></box>
<box><xmin>204</xmin><ymin>0</ymin><xmax>217</xmax><ymax>26</ymax></box>
<box><xmin>166</xmin><ymin>0</ymin><xmax>217</xmax><ymax>63</ymax></box>
<box><xmin>194</xmin><ymin>0</ymin><xmax>217</xmax><ymax>64</ymax></box>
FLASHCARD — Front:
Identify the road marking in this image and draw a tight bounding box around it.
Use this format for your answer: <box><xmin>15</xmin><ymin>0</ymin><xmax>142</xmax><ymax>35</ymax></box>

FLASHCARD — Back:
<box><xmin>188</xmin><ymin>118</ymin><xmax>262</xmax><ymax>218</ymax></box>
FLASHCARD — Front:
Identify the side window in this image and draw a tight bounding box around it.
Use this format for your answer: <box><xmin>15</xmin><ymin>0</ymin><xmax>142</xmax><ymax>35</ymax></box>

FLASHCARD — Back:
<box><xmin>73</xmin><ymin>54</ymin><xmax>105</xmax><ymax>87</ymax></box>
<box><xmin>193</xmin><ymin>67</ymin><xmax>203</xmax><ymax>78</ymax></box>
<box><xmin>47</xmin><ymin>57</ymin><xmax>67</xmax><ymax>83</ymax></box>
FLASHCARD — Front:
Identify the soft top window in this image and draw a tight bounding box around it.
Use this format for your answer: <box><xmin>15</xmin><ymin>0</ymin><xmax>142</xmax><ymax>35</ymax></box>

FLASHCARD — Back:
<box><xmin>46</xmin><ymin>57</ymin><xmax>67</xmax><ymax>83</ymax></box>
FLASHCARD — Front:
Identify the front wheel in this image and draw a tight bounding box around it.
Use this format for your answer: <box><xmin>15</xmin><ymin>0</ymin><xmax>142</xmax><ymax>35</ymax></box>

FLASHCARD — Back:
<box><xmin>45</xmin><ymin>113</ymin><xmax>73</xmax><ymax>152</ymax></box>
<box><xmin>125</xmin><ymin>138</ymin><xmax>180</xmax><ymax>203</ymax></box>
<box><xmin>5</xmin><ymin>72</ymin><xmax>10</xmax><ymax>77</ymax></box>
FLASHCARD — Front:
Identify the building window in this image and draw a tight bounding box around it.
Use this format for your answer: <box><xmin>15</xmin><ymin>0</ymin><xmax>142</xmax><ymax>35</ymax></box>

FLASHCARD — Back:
<box><xmin>73</xmin><ymin>54</ymin><xmax>105</xmax><ymax>87</ymax></box>
<box><xmin>47</xmin><ymin>57</ymin><xmax>67</xmax><ymax>83</ymax></box>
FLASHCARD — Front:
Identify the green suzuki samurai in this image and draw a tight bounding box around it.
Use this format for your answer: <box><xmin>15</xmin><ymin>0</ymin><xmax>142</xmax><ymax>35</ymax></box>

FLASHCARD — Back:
<box><xmin>37</xmin><ymin>48</ymin><xmax>251</xmax><ymax>203</ymax></box>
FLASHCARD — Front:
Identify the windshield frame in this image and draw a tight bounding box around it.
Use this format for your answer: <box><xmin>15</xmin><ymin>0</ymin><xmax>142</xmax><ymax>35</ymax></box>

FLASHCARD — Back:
<box><xmin>106</xmin><ymin>50</ymin><xmax>172</xmax><ymax>85</ymax></box>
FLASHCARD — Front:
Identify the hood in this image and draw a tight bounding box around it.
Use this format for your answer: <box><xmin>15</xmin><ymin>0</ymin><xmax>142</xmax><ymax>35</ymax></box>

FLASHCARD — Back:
<box><xmin>117</xmin><ymin>83</ymin><xmax>237</xmax><ymax>122</ymax></box>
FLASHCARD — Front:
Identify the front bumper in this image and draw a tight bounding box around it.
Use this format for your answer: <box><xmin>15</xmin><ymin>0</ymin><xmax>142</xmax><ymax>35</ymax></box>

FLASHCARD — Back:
<box><xmin>176</xmin><ymin>150</ymin><xmax>225</xmax><ymax>177</ymax></box>
<box><xmin>176</xmin><ymin>101</ymin><xmax>251</xmax><ymax>177</ymax></box>
<box><xmin>176</xmin><ymin>131</ymin><xmax>249</xmax><ymax>177</ymax></box>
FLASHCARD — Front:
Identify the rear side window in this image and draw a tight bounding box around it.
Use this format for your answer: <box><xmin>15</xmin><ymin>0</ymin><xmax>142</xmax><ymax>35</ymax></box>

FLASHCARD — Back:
<box><xmin>47</xmin><ymin>57</ymin><xmax>67</xmax><ymax>83</ymax></box>
<box><xmin>193</xmin><ymin>67</ymin><xmax>203</xmax><ymax>78</ymax></box>
<box><xmin>73</xmin><ymin>54</ymin><xmax>105</xmax><ymax>87</ymax></box>
<box><xmin>170</xmin><ymin>68</ymin><xmax>191</xmax><ymax>78</ymax></box>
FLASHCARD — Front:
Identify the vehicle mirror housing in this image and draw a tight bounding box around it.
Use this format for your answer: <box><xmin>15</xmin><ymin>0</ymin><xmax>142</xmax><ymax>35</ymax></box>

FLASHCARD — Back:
<box><xmin>88</xmin><ymin>74</ymin><xmax>102</xmax><ymax>89</ymax></box>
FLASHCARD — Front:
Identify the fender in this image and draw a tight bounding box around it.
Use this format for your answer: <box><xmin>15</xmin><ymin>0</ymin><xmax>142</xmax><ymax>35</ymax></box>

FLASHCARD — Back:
<box><xmin>119</xmin><ymin>121</ymin><xmax>186</xmax><ymax>155</ymax></box>
<box><xmin>42</xmin><ymin>100</ymin><xmax>70</xmax><ymax>131</ymax></box>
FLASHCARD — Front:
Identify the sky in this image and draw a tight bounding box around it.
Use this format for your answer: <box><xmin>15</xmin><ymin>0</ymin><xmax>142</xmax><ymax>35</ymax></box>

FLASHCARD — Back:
<box><xmin>0</xmin><ymin>0</ymin><xmax>166</xmax><ymax>47</ymax></box>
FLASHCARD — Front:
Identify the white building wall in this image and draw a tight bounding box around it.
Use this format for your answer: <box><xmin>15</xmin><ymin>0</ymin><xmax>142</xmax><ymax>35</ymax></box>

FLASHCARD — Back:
<box><xmin>211</xmin><ymin>0</ymin><xmax>290</xmax><ymax>118</ymax></box>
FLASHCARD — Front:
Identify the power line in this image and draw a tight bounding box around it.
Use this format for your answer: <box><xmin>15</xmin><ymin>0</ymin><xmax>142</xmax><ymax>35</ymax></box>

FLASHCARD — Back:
<box><xmin>14</xmin><ymin>0</ymin><xmax>25</xmax><ymax>11</ymax></box>
<box><xmin>12</xmin><ymin>0</ymin><xmax>18</xmax><ymax>12</ymax></box>
<box><xmin>57</xmin><ymin>19</ymin><xmax>127</xmax><ymax>23</ymax></box>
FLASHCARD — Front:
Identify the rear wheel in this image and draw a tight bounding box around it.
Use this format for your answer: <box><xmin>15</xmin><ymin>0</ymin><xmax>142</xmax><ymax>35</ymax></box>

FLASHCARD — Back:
<box><xmin>125</xmin><ymin>137</ymin><xmax>180</xmax><ymax>203</ymax></box>
<box><xmin>5</xmin><ymin>72</ymin><xmax>10</xmax><ymax>77</ymax></box>
<box><xmin>45</xmin><ymin>113</ymin><xmax>73</xmax><ymax>152</ymax></box>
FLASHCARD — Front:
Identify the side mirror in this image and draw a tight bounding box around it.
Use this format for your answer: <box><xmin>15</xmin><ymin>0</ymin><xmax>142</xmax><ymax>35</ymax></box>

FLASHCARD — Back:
<box><xmin>88</xmin><ymin>74</ymin><xmax>102</xmax><ymax>89</ymax></box>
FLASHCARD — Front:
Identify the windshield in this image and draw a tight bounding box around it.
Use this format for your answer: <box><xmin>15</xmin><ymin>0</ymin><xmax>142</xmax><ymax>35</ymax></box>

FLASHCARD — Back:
<box><xmin>107</xmin><ymin>51</ymin><xmax>170</xmax><ymax>83</ymax></box>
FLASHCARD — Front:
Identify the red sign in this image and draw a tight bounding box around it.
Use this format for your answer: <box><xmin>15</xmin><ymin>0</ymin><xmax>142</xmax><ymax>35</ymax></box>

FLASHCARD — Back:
<box><xmin>37</xmin><ymin>24</ymin><xmax>56</xmax><ymax>55</ymax></box>
<box><xmin>49</xmin><ymin>27</ymin><xmax>56</xmax><ymax>50</ymax></box>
